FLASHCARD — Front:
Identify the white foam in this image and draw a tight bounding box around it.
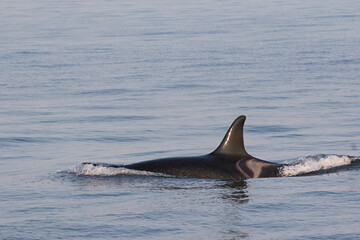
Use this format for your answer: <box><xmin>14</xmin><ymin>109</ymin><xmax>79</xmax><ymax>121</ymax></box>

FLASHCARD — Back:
<box><xmin>64</xmin><ymin>163</ymin><xmax>168</xmax><ymax>177</ymax></box>
<box><xmin>280</xmin><ymin>154</ymin><xmax>357</xmax><ymax>177</ymax></box>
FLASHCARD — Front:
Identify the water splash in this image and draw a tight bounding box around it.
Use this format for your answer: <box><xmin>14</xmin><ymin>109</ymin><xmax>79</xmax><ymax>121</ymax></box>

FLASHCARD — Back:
<box><xmin>62</xmin><ymin>163</ymin><xmax>169</xmax><ymax>177</ymax></box>
<box><xmin>280</xmin><ymin>154</ymin><xmax>360</xmax><ymax>177</ymax></box>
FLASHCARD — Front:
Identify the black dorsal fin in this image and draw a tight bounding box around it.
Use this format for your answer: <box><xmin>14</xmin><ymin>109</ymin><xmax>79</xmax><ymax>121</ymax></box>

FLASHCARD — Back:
<box><xmin>212</xmin><ymin>115</ymin><xmax>248</xmax><ymax>156</ymax></box>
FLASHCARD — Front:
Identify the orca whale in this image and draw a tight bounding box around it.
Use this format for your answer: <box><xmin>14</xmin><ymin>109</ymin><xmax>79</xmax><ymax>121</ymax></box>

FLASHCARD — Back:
<box><xmin>124</xmin><ymin>116</ymin><xmax>283</xmax><ymax>179</ymax></box>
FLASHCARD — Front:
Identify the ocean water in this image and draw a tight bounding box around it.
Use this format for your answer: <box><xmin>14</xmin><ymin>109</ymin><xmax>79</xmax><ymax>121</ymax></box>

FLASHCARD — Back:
<box><xmin>1</xmin><ymin>0</ymin><xmax>360</xmax><ymax>239</ymax></box>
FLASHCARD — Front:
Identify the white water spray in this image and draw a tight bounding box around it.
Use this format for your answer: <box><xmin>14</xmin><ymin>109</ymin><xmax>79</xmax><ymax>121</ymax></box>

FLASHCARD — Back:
<box><xmin>64</xmin><ymin>163</ymin><xmax>168</xmax><ymax>177</ymax></box>
<box><xmin>280</xmin><ymin>154</ymin><xmax>358</xmax><ymax>177</ymax></box>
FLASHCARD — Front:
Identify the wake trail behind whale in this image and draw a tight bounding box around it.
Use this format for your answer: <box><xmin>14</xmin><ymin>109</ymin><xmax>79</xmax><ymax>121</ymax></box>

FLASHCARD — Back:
<box><xmin>280</xmin><ymin>154</ymin><xmax>360</xmax><ymax>177</ymax></box>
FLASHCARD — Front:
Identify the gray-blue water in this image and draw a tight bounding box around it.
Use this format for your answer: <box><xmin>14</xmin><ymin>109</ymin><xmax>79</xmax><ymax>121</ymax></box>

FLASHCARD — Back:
<box><xmin>1</xmin><ymin>0</ymin><xmax>360</xmax><ymax>239</ymax></box>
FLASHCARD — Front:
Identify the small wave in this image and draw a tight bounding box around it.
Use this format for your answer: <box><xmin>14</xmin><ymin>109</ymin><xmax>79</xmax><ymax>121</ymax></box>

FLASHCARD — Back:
<box><xmin>280</xmin><ymin>154</ymin><xmax>360</xmax><ymax>177</ymax></box>
<box><xmin>62</xmin><ymin>163</ymin><xmax>168</xmax><ymax>177</ymax></box>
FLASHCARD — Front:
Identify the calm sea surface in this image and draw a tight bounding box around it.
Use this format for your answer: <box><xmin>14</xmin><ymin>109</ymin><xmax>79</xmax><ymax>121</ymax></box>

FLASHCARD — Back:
<box><xmin>1</xmin><ymin>0</ymin><xmax>360</xmax><ymax>239</ymax></box>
